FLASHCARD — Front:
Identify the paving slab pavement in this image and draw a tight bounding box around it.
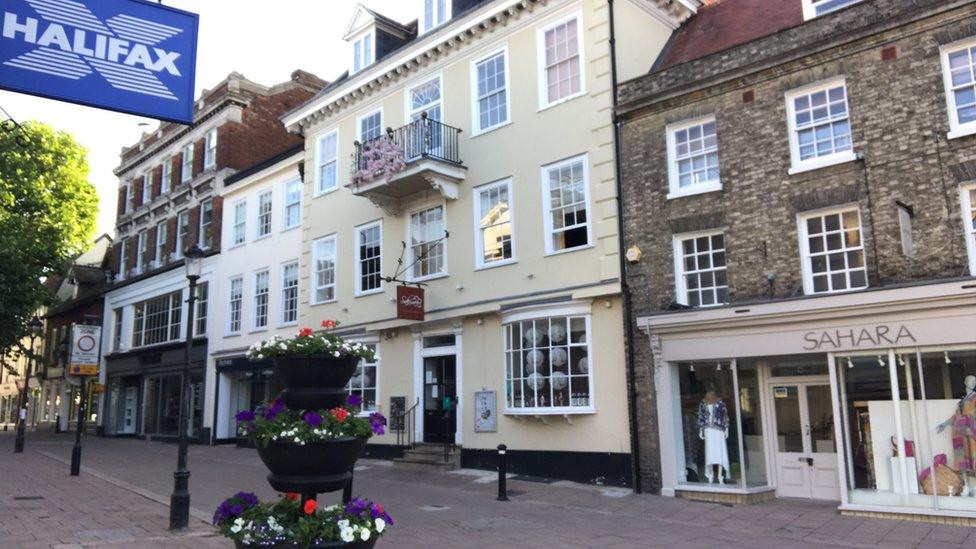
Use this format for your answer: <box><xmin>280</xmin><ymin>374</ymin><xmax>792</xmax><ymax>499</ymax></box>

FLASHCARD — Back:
<box><xmin>2</xmin><ymin>431</ymin><xmax>976</xmax><ymax>548</ymax></box>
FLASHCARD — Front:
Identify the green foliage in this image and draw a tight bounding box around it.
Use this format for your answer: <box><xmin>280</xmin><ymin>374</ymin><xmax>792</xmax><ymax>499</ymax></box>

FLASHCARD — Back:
<box><xmin>246</xmin><ymin>323</ymin><xmax>377</xmax><ymax>361</ymax></box>
<box><xmin>0</xmin><ymin>121</ymin><xmax>97</xmax><ymax>349</ymax></box>
<box><xmin>237</xmin><ymin>400</ymin><xmax>377</xmax><ymax>443</ymax></box>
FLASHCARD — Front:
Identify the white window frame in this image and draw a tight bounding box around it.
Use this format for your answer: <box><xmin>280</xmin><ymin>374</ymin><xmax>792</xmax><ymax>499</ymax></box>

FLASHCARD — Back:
<box><xmin>961</xmin><ymin>183</ymin><xmax>976</xmax><ymax>276</ymax></box>
<box><xmin>406</xmin><ymin>204</ymin><xmax>448</xmax><ymax>282</ymax></box>
<box><xmin>283</xmin><ymin>178</ymin><xmax>302</xmax><ymax>230</ymax></box>
<box><xmin>256</xmin><ymin>190</ymin><xmax>272</xmax><ymax>239</ymax></box>
<box><xmin>136</xmin><ymin>230</ymin><xmax>148</xmax><ymax>274</ymax></box>
<box><xmin>352</xmin><ymin>31</ymin><xmax>374</xmax><ymax>74</ymax></box>
<box><xmin>142</xmin><ymin>171</ymin><xmax>153</xmax><ymax>205</ymax></box>
<box><xmin>796</xmin><ymin>205</ymin><xmax>869</xmax><ymax>295</ymax></box>
<box><xmin>470</xmin><ymin>46</ymin><xmax>511</xmax><ymax>136</ymax></box>
<box><xmin>280</xmin><ymin>261</ymin><xmax>299</xmax><ymax>326</ymax></box>
<box><xmin>181</xmin><ymin>143</ymin><xmax>194</xmax><ymax>182</ymax></box>
<box><xmin>666</xmin><ymin>116</ymin><xmax>722</xmax><ymax>199</ymax></box>
<box><xmin>355</xmin><ymin>220</ymin><xmax>384</xmax><ymax>297</ymax></box>
<box><xmin>536</xmin><ymin>11</ymin><xmax>586</xmax><ymax>111</ymax></box>
<box><xmin>204</xmin><ymin>128</ymin><xmax>217</xmax><ymax>169</ymax></box>
<box><xmin>175</xmin><ymin>210</ymin><xmax>189</xmax><ymax>259</ymax></box>
<box><xmin>404</xmin><ymin>74</ymin><xmax>444</xmax><ymax>125</ymax></box>
<box><xmin>160</xmin><ymin>157</ymin><xmax>171</xmax><ymax>193</ymax></box>
<box><xmin>199</xmin><ymin>198</ymin><xmax>213</xmax><ymax>249</ymax></box>
<box><xmin>501</xmin><ymin>303</ymin><xmax>595</xmax><ymax>415</ymax></box>
<box><xmin>195</xmin><ymin>281</ymin><xmax>208</xmax><ymax>337</ymax></box>
<box><xmin>227</xmin><ymin>276</ymin><xmax>243</xmax><ymax>335</ymax></box>
<box><xmin>357</xmin><ymin>108</ymin><xmax>384</xmax><ymax>143</ymax></box>
<box><xmin>231</xmin><ymin>199</ymin><xmax>246</xmax><ymax>247</ymax></box>
<box><xmin>252</xmin><ymin>269</ymin><xmax>270</xmax><ymax>331</ymax></box>
<box><xmin>119</xmin><ymin>237</ymin><xmax>129</xmax><ymax>277</ymax></box>
<box><xmin>421</xmin><ymin>0</ymin><xmax>451</xmax><ymax>34</ymax></box>
<box><xmin>672</xmin><ymin>230</ymin><xmax>729</xmax><ymax>308</ymax></box>
<box><xmin>155</xmin><ymin>221</ymin><xmax>167</xmax><ymax>267</ymax></box>
<box><xmin>473</xmin><ymin>178</ymin><xmax>516</xmax><ymax>269</ymax></box>
<box><xmin>312</xmin><ymin>234</ymin><xmax>338</xmax><ymax>304</ymax></box>
<box><xmin>346</xmin><ymin>340</ymin><xmax>380</xmax><ymax>415</ymax></box>
<box><xmin>941</xmin><ymin>37</ymin><xmax>976</xmax><ymax>140</ymax></box>
<box><xmin>541</xmin><ymin>153</ymin><xmax>592</xmax><ymax>256</ymax></box>
<box><xmin>315</xmin><ymin>129</ymin><xmax>339</xmax><ymax>196</ymax></box>
<box><xmin>801</xmin><ymin>0</ymin><xmax>865</xmax><ymax>20</ymax></box>
<box><xmin>124</xmin><ymin>183</ymin><xmax>133</xmax><ymax>213</ymax></box>
<box><xmin>785</xmin><ymin>77</ymin><xmax>857</xmax><ymax>175</ymax></box>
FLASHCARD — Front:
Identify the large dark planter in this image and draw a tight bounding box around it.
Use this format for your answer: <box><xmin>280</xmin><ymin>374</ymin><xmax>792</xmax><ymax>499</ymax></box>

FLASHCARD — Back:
<box><xmin>235</xmin><ymin>537</ymin><xmax>377</xmax><ymax>549</ymax></box>
<box><xmin>257</xmin><ymin>437</ymin><xmax>367</xmax><ymax>494</ymax></box>
<box><xmin>274</xmin><ymin>356</ymin><xmax>360</xmax><ymax>410</ymax></box>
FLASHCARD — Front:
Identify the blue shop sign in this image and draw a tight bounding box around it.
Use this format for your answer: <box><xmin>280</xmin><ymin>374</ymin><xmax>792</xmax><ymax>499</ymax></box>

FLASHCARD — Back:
<box><xmin>0</xmin><ymin>0</ymin><xmax>198</xmax><ymax>123</ymax></box>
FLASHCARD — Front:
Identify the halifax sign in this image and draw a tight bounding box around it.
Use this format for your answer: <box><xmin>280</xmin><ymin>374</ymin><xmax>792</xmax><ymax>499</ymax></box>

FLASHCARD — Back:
<box><xmin>0</xmin><ymin>0</ymin><xmax>198</xmax><ymax>124</ymax></box>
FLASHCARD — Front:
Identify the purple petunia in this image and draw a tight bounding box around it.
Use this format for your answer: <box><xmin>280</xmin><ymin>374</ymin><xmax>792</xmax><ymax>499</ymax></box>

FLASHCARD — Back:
<box><xmin>344</xmin><ymin>497</ymin><xmax>369</xmax><ymax>516</ymax></box>
<box><xmin>213</xmin><ymin>492</ymin><xmax>259</xmax><ymax>525</ymax></box>
<box><xmin>370</xmin><ymin>502</ymin><xmax>394</xmax><ymax>525</ymax></box>
<box><xmin>303</xmin><ymin>411</ymin><xmax>324</xmax><ymax>427</ymax></box>
<box><xmin>346</xmin><ymin>393</ymin><xmax>363</xmax><ymax>407</ymax></box>
<box><xmin>368</xmin><ymin>412</ymin><xmax>387</xmax><ymax>436</ymax></box>
<box><xmin>262</xmin><ymin>397</ymin><xmax>286</xmax><ymax>420</ymax></box>
<box><xmin>235</xmin><ymin>410</ymin><xmax>255</xmax><ymax>422</ymax></box>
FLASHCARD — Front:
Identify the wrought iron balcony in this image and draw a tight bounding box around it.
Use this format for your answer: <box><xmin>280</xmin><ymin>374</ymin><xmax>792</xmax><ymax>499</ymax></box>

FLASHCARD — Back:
<box><xmin>349</xmin><ymin>113</ymin><xmax>466</xmax><ymax>215</ymax></box>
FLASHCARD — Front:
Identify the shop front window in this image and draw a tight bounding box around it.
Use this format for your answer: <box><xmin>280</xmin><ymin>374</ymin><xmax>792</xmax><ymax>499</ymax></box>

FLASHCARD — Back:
<box><xmin>836</xmin><ymin>348</ymin><xmax>976</xmax><ymax>513</ymax></box>
<box><xmin>504</xmin><ymin>315</ymin><xmax>591</xmax><ymax>412</ymax></box>
<box><xmin>675</xmin><ymin>361</ymin><xmax>741</xmax><ymax>486</ymax></box>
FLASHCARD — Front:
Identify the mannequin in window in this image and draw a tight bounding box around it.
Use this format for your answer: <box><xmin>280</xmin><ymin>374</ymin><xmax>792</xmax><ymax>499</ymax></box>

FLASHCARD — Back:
<box><xmin>937</xmin><ymin>374</ymin><xmax>976</xmax><ymax>496</ymax></box>
<box><xmin>698</xmin><ymin>389</ymin><xmax>730</xmax><ymax>484</ymax></box>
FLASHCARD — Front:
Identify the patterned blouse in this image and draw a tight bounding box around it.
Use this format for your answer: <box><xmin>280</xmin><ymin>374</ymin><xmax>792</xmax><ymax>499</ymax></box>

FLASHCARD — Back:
<box><xmin>698</xmin><ymin>398</ymin><xmax>729</xmax><ymax>431</ymax></box>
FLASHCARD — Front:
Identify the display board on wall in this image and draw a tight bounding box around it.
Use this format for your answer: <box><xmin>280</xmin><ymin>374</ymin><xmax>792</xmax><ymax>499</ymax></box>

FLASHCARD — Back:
<box><xmin>474</xmin><ymin>390</ymin><xmax>496</xmax><ymax>433</ymax></box>
<box><xmin>389</xmin><ymin>396</ymin><xmax>405</xmax><ymax>431</ymax></box>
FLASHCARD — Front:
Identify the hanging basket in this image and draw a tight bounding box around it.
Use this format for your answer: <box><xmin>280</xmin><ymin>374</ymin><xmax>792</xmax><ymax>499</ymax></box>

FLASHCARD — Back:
<box><xmin>236</xmin><ymin>538</ymin><xmax>377</xmax><ymax>549</ymax></box>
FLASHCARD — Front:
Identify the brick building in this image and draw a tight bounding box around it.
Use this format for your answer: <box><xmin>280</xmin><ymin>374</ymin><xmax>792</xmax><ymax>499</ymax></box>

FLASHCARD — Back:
<box><xmin>98</xmin><ymin>71</ymin><xmax>325</xmax><ymax>443</ymax></box>
<box><xmin>617</xmin><ymin>0</ymin><xmax>976</xmax><ymax>521</ymax></box>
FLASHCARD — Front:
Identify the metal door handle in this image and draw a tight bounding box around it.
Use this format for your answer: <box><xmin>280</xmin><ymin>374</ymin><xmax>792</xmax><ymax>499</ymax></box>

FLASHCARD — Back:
<box><xmin>797</xmin><ymin>457</ymin><xmax>814</xmax><ymax>466</ymax></box>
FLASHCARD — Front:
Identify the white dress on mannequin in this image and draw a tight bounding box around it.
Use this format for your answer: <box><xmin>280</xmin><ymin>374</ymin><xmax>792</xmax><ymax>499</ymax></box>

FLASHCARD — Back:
<box><xmin>703</xmin><ymin>403</ymin><xmax>730</xmax><ymax>470</ymax></box>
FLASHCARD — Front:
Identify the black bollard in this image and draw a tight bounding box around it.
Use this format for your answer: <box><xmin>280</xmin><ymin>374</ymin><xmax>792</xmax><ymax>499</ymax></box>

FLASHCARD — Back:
<box><xmin>497</xmin><ymin>444</ymin><xmax>508</xmax><ymax>501</ymax></box>
<box><xmin>342</xmin><ymin>467</ymin><xmax>353</xmax><ymax>504</ymax></box>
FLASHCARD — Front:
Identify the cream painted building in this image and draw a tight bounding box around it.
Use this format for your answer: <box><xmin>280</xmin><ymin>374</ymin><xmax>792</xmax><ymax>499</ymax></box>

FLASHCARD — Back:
<box><xmin>277</xmin><ymin>0</ymin><xmax>696</xmax><ymax>484</ymax></box>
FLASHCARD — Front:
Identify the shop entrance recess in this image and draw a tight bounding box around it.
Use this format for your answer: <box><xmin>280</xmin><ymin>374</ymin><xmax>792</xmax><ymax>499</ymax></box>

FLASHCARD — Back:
<box><xmin>768</xmin><ymin>378</ymin><xmax>840</xmax><ymax>499</ymax></box>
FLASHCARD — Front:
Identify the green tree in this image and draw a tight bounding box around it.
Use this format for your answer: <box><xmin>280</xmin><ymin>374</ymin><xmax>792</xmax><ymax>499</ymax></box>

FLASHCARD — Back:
<box><xmin>0</xmin><ymin>121</ymin><xmax>98</xmax><ymax>350</ymax></box>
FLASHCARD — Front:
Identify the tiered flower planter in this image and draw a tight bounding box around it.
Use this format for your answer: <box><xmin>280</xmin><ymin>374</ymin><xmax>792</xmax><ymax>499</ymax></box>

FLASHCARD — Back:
<box><xmin>213</xmin><ymin>325</ymin><xmax>391</xmax><ymax>548</ymax></box>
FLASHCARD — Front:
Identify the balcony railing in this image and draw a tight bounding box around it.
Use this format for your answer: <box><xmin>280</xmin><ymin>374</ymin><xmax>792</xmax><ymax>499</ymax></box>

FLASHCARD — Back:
<box><xmin>353</xmin><ymin>113</ymin><xmax>462</xmax><ymax>174</ymax></box>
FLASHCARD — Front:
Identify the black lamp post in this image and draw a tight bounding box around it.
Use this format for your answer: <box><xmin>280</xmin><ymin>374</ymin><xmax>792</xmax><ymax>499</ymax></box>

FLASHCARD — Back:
<box><xmin>14</xmin><ymin>316</ymin><xmax>43</xmax><ymax>453</ymax></box>
<box><xmin>169</xmin><ymin>245</ymin><xmax>204</xmax><ymax>530</ymax></box>
<box><xmin>69</xmin><ymin>333</ymin><xmax>88</xmax><ymax>477</ymax></box>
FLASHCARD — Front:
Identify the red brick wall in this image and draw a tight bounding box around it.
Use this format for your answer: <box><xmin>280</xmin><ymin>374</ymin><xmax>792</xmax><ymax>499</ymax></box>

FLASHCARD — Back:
<box><xmin>219</xmin><ymin>87</ymin><xmax>315</xmax><ymax>171</ymax></box>
<box><xmin>151</xmin><ymin>165</ymin><xmax>163</xmax><ymax>201</ymax></box>
<box><xmin>166</xmin><ymin>217</ymin><xmax>177</xmax><ymax>260</ymax></box>
<box><xmin>211</xmin><ymin>196</ymin><xmax>224</xmax><ymax>250</ymax></box>
<box><xmin>132</xmin><ymin>177</ymin><xmax>144</xmax><ymax>207</ymax></box>
<box><xmin>186</xmin><ymin>206</ymin><xmax>200</xmax><ymax>251</ymax></box>
<box><xmin>117</xmin><ymin>187</ymin><xmax>126</xmax><ymax>216</ymax></box>
<box><xmin>147</xmin><ymin>226</ymin><xmax>157</xmax><ymax>263</ymax></box>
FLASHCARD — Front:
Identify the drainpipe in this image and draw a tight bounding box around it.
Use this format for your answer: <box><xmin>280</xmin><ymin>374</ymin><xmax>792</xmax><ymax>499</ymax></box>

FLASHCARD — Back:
<box><xmin>608</xmin><ymin>0</ymin><xmax>642</xmax><ymax>494</ymax></box>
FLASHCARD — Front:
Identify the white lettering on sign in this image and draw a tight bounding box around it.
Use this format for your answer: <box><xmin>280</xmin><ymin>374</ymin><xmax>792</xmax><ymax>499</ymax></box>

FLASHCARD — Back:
<box><xmin>2</xmin><ymin>5</ymin><xmax>183</xmax><ymax>100</ymax></box>
<box><xmin>399</xmin><ymin>294</ymin><xmax>423</xmax><ymax>309</ymax></box>
<box><xmin>802</xmin><ymin>325</ymin><xmax>917</xmax><ymax>351</ymax></box>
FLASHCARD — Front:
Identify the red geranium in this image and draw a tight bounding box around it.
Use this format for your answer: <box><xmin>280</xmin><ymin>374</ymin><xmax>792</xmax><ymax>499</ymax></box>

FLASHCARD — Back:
<box><xmin>283</xmin><ymin>492</ymin><xmax>299</xmax><ymax>501</ymax></box>
<box><xmin>320</xmin><ymin>319</ymin><xmax>338</xmax><ymax>329</ymax></box>
<box><xmin>298</xmin><ymin>327</ymin><xmax>313</xmax><ymax>337</ymax></box>
<box><xmin>331</xmin><ymin>407</ymin><xmax>349</xmax><ymax>423</ymax></box>
<box><xmin>303</xmin><ymin>499</ymin><xmax>317</xmax><ymax>515</ymax></box>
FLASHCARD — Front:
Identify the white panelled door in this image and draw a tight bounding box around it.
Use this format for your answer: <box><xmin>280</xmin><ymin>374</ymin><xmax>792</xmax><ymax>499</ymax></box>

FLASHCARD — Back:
<box><xmin>771</xmin><ymin>382</ymin><xmax>840</xmax><ymax>500</ymax></box>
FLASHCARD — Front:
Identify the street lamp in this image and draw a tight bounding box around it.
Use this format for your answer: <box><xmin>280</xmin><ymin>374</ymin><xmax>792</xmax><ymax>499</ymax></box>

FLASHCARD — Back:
<box><xmin>14</xmin><ymin>316</ymin><xmax>43</xmax><ymax>453</ymax></box>
<box><xmin>169</xmin><ymin>244</ymin><xmax>204</xmax><ymax>530</ymax></box>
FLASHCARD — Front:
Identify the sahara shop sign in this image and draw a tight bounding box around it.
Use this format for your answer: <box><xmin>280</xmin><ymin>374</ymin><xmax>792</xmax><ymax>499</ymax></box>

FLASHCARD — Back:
<box><xmin>802</xmin><ymin>324</ymin><xmax>917</xmax><ymax>351</ymax></box>
<box><xmin>0</xmin><ymin>0</ymin><xmax>198</xmax><ymax>123</ymax></box>
<box><xmin>396</xmin><ymin>285</ymin><xmax>424</xmax><ymax>321</ymax></box>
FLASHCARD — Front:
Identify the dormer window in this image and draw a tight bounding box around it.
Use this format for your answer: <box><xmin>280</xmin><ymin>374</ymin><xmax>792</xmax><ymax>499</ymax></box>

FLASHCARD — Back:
<box><xmin>353</xmin><ymin>32</ymin><xmax>374</xmax><ymax>74</ymax></box>
<box><xmin>422</xmin><ymin>0</ymin><xmax>450</xmax><ymax>34</ymax></box>
<box><xmin>801</xmin><ymin>0</ymin><xmax>864</xmax><ymax>19</ymax></box>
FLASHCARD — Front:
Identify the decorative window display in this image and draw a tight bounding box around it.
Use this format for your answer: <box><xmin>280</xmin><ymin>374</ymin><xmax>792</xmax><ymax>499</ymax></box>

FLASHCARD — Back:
<box><xmin>837</xmin><ymin>348</ymin><xmax>976</xmax><ymax>512</ymax></box>
<box><xmin>503</xmin><ymin>315</ymin><xmax>591</xmax><ymax>411</ymax></box>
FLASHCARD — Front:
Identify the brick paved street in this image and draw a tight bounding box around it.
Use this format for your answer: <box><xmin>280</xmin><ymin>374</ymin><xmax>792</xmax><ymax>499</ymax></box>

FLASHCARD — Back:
<box><xmin>2</xmin><ymin>431</ymin><xmax>976</xmax><ymax>548</ymax></box>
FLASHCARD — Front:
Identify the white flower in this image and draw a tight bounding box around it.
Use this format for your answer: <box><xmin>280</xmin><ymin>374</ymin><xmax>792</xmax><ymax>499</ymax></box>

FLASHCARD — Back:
<box><xmin>360</xmin><ymin>528</ymin><xmax>371</xmax><ymax>541</ymax></box>
<box><xmin>230</xmin><ymin>524</ymin><xmax>242</xmax><ymax>534</ymax></box>
<box><xmin>334</xmin><ymin>351</ymin><xmax>341</xmax><ymax>358</ymax></box>
<box><xmin>340</xmin><ymin>527</ymin><xmax>355</xmax><ymax>543</ymax></box>
<box><xmin>279</xmin><ymin>343</ymin><xmax>287</xmax><ymax>350</ymax></box>
<box><xmin>375</xmin><ymin>518</ymin><xmax>386</xmax><ymax>533</ymax></box>
<box><xmin>325</xmin><ymin>504</ymin><xmax>340</xmax><ymax>512</ymax></box>
<box><xmin>337</xmin><ymin>519</ymin><xmax>349</xmax><ymax>529</ymax></box>
<box><xmin>234</xmin><ymin>518</ymin><xmax>245</xmax><ymax>526</ymax></box>
<box><xmin>256</xmin><ymin>354</ymin><xmax>264</xmax><ymax>359</ymax></box>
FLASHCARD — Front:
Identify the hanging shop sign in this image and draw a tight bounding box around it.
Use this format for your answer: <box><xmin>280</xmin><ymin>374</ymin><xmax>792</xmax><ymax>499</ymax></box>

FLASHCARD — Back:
<box><xmin>0</xmin><ymin>0</ymin><xmax>199</xmax><ymax>123</ymax></box>
<box><xmin>68</xmin><ymin>324</ymin><xmax>101</xmax><ymax>377</ymax></box>
<box><xmin>396</xmin><ymin>285</ymin><xmax>425</xmax><ymax>321</ymax></box>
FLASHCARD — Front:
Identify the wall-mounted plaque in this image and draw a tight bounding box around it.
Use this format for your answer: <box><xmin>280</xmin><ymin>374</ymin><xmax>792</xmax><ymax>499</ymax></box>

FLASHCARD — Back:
<box><xmin>474</xmin><ymin>391</ymin><xmax>496</xmax><ymax>433</ymax></box>
<box><xmin>390</xmin><ymin>396</ymin><xmax>406</xmax><ymax>431</ymax></box>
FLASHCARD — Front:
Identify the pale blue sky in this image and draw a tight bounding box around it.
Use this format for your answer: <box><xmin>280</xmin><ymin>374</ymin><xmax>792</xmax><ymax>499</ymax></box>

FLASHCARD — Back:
<box><xmin>0</xmin><ymin>0</ymin><xmax>420</xmax><ymax>236</ymax></box>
